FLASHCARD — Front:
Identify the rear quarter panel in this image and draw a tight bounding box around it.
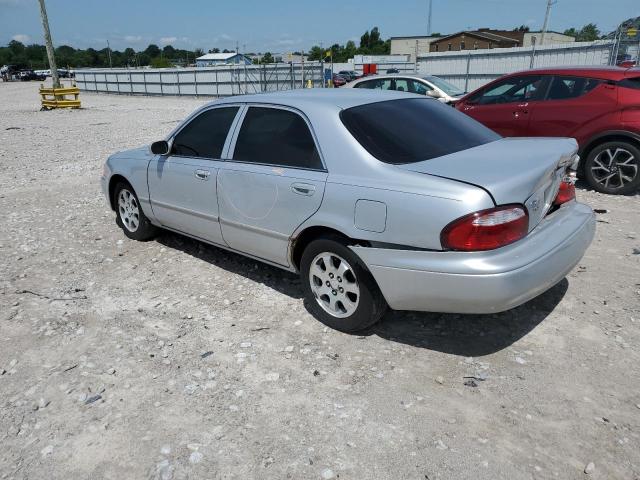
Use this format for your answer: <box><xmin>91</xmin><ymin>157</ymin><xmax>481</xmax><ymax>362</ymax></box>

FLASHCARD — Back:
<box><xmin>297</xmin><ymin>170</ymin><xmax>494</xmax><ymax>251</ymax></box>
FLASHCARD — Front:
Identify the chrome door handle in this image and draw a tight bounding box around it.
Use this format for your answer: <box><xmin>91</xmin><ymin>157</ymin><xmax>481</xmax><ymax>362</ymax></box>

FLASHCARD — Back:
<box><xmin>195</xmin><ymin>169</ymin><xmax>210</xmax><ymax>180</ymax></box>
<box><xmin>291</xmin><ymin>183</ymin><xmax>315</xmax><ymax>196</ymax></box>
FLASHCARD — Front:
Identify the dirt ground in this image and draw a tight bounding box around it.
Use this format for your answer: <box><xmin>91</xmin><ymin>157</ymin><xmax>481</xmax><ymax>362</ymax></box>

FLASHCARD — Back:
<box><xmin>0</xmin><ymin>81</ymin><xmax>639</xmax><ymax>480</ymax></box>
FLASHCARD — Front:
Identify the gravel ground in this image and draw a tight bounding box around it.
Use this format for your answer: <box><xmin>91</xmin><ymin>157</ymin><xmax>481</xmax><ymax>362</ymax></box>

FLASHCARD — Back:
<box><xmin>0</xmin><ymin>81</ymin><xmax>639</xmax><ymax>480</ymax></box>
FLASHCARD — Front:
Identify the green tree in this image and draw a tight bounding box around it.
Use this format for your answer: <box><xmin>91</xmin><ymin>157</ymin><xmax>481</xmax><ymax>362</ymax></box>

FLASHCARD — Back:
<box><xmin>563</xmin><ymin>23</ymin><xmax>601</xmax><ymax>41</ymax></box>
<box><xmin>151</xmin><ymin>57</ymin><xmax>171</xmax><ymax>67</ymax></box>
<box><xmin>144</xmin><ymin>44</ymin><xmax>161</xmax><ymax>58</ymax></box>
<box><xmin>260</xmin><ymin>52</ymin><xmax>274</xmax><ymax>64</ymax></box>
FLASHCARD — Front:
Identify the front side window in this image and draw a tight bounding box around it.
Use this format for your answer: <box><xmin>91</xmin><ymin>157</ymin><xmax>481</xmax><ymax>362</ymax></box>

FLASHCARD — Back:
<box><xmin>340</xmin><ymin>98</ymin><xmax>500</xmax><ymax>165</ymax></box>
<box><xmin>546</xmin><ymin>76</ymin><xmax>602</xmax><ymax>100</ymax></box>
<box><xmin>233</xmin><ymin>107</ymin><xmax>322</xmax><ymax>170</ymax></box>
<box><xmin>171</xmin><ymin>107</ymin><xmax>239</xmax><ymax>158</ymax></box>
<box><xmin>468</xmin><ymin>75</ymin><xmax>546</xmax><ymax>105</ymax></box>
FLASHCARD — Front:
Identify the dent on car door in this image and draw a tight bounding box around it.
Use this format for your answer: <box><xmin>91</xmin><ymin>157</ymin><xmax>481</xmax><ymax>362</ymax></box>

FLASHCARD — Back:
<box><xmin>147</xmin><ymin>106</ymin><xmax>241</xmax><ymax>245</ymax></box>
<box><xmin>461</xmin><ymin>75</ymin><xmax>548</xmax><ymax>136</ymax></box>
<box><xmin>217</xmin><ymin>106</ymin><xmax>327</xmax><ymax>266</ymax></box>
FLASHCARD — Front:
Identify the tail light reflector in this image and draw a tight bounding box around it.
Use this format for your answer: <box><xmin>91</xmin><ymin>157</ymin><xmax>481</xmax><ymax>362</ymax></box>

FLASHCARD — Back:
<box><xmin>441</xmin><ymin>205</ymin><xmax>529</xmax><ymax>251</ymax></box>
<box><xmin>554</xmin><ymin>174</ymin><xmax>576</xmax><ymax>206</ymax></box>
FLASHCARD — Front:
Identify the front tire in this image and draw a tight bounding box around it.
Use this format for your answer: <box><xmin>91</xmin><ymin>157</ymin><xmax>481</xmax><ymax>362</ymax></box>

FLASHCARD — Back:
<box><xmin>584</xmin><ymin>141</ymin><xmax>640</xmax><ymax>195</ymax></box>
<box><xmin>114</xmin><ymin>182</ymin><xmax>157</xmax><ymax>241</ymax></box>
<box><xmin>300</xmin><ymin>236</ymin><xmax>387</xmax><ymax>332</ymax></box>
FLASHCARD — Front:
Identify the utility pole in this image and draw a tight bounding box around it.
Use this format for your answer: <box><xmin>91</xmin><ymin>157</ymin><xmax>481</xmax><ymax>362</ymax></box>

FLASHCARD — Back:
<box><xmin>427</xmin><ymin>0</ymin><xmax>433</xmax><ymax>36</ymax></box>
<box><xmin>540</xmin><ymin>0</ymin><xmax>557</xmax><ymax>46</ymax></box>
<box><xmin>37</xmin><ymin>0</ymin><xmax>60</xmax><ymax>88</ymax></box>
<box><xmin>107</xmin><ymin>40</ymin><xmax>113</xmax><ymax>68</ymax></box>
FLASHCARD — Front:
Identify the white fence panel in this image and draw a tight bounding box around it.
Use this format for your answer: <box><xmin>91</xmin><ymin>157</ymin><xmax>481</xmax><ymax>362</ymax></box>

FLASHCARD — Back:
<box><xmin>75</xmin><ymin>63</ymin><xmax>325</xmax><ymax>97</ymax></box>
<box><xmin>417</xmin><ymin>41</ymin><xmax>615</xmax><ymax>91</ymax></box>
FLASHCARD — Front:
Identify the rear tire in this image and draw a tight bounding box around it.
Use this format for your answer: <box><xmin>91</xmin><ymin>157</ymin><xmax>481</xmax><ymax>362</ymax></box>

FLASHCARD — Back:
<box><xmin>114</xmin><ymin>182</ymin><xmax>157</xmax><ymax>241</ymax></box>
<box><xmin>300</xmin><ymin>235</ymin><xmax>387</xmax><ymax>332</ymax></box>
<box><xmin>584</xmin><ymin>141</ymin><xmax>640</xmax><ymax>195</ymax></box>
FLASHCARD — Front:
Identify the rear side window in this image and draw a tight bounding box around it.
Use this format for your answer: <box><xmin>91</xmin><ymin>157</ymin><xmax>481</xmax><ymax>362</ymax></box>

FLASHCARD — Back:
<box><xmin>546</xmin><ymin>76</ymin><xmax>602</xmax><ymax>100</ymax></box>
<box><xmin>354</xmin><ymin>79</ymin><xmax>392</xmax><ymax>90</ymax></box>
<box><xmin>340</xmin><ymin>98</ymin><xmax>500</xmax><ymax>165</ymax></box>
<box><xmin>619</xmin><ymin>77</ymin><xmax>640</xmax><ymax>90</ymax></box>
<box><xmin>172</xmin><ymin>107</ymin><xmax>239</xmax><ymax>158</ymax></box>
<box><xmin>233</xmin><ymin>107</ymin><xmax>323</xmax><ymax>170</ymax></box>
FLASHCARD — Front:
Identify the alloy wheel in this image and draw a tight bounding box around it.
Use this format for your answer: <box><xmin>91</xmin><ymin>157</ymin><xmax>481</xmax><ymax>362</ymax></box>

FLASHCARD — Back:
<box><xmin>308</xmin><ymin>252</ymin><xmax>360</xmax><ymax>318</ymax></box>
<box><xmin>118</xmin><ymin>188</ymin><xmax>140</xmax><ymax>232</ymax></box>
<box><xmin>590</xmin><ymin>147</ymin><xmax>638</xmax><ymax>190</ymax></box>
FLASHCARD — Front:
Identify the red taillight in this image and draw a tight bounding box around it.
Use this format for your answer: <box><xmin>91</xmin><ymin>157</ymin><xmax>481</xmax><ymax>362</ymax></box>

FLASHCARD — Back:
<box><xmin>554</xmin><ymin>177</ymin><xmax>576</xmax><ymax>205</ymax></box>
<box><xmin>441</xmin><ymin>205</ymin><xmax>529</xmax><ymax>251</ymax></box>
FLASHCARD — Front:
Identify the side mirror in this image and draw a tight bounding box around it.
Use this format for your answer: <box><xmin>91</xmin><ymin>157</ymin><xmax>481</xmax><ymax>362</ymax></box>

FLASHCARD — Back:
<box><xmin>426</xmin><ymin>89</ymin><xmax>442</xmax><ymax>99</ymax></box>
<box><xmin>150</xmin><ymin>140</ymin><xmax>170</xmax><ymax>155</ymax></box>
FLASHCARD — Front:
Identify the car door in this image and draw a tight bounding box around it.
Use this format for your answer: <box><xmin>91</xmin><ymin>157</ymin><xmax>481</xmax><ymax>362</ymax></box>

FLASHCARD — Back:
<box><xmin>526</xmin><ymin>75</ymin><xmax>616</xmax><ymax>139</ymax></box>
<box><xmin>459</xmin><ymin>75</ymin><xmax>549</xmax><ymax>136</ymax></box>
<box><xmin>147</xmin><ymin>105</ymin><xmax>241</xmax><ymax>245</ymax></box>
<box><xmin>217</xmin><ymin>105</ymin><xmax>327</xmax><ymax>267</ymax></box>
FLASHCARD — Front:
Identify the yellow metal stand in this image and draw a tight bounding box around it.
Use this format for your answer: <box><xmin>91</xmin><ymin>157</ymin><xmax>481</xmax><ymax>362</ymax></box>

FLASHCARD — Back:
<box><xmin>40</xmin><ymin>83</ymin><xmax>81</xmax><ymax>109</ymax></box>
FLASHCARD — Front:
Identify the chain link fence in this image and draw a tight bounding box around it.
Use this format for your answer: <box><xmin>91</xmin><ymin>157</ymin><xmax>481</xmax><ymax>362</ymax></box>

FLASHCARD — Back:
<box><xmin>74</xmin><ymin>63</ymin><xmax>325</xmax><ymax>97</ymax></box>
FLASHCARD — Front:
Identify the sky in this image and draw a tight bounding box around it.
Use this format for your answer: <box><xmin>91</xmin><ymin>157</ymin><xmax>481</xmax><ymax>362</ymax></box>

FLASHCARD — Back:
<box><xmin>0</xmin><ymin>0</ymin><xmax>637</xmax><ymax>53</ymax></box>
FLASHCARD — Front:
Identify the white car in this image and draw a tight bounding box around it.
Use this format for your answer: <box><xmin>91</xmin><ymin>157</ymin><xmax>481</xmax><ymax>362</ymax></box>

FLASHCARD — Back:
<box><xmin>345</xmin><ymin>74</ymin><xmax>465</xmax><ymax>104</ymax></box>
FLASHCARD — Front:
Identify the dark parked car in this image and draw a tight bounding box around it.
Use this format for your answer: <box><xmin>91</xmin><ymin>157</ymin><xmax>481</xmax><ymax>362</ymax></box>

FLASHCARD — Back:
<box><xmin>456</xmin><ymin>67</ymin><xmax>640</xmax><ymax>194</ymax></box>
<box><xmin>19</xmin><ymin>70</ymin><xmax>46</xmax><ymax>81</ymax></box>
<box><xmin>338</xmin><ymin>70</ymin><xmax>357</xmax><ymax>81</ymax></box>
<box><xmin>332</xmin><ymin>73</ymin><xmax>347</xmax><ymax>87</ymax></box>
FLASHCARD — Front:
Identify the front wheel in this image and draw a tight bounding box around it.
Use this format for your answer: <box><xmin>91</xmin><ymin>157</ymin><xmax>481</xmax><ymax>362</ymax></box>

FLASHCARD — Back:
<box><xmin>114</xmin><ymin>183</ymin><xmax>157</xmax><ymax>241</ymax></box>
<box><xmin>300</xmin><ymin>236</ymin><xmax>387</xmax><ymax>332</ymax></box>
<box><xmin>584</xmin><ymin>141</ymin><xmax>640</xmax><ymax>195</ymax></box>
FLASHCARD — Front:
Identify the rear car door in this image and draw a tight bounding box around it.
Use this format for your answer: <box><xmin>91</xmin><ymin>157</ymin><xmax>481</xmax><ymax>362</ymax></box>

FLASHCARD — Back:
<box><xmin>459</xmin><ymin>75</ymin><xmax>549</xmax><ymax>136</ymax></box>
<box><xmin>217</xmin><ymin>106</ymin><xmax>327</xmax><ymax>267</ymax></box>
<box><xmin>527</xmin><ymin>75</ymin><xmax>617</xmax><ymax>140</ymax></box>
<box><xmin>147</xmin><ymin>105</ymin><xmax>241</xmax><ymax>245</ymax></box>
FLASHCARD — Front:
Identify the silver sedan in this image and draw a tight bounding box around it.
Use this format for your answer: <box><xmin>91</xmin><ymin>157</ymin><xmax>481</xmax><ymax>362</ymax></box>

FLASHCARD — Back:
<box><xmin>101</xmin><ymin>89</ymin><xmax>595</xmax><ymax>332</ymax></box>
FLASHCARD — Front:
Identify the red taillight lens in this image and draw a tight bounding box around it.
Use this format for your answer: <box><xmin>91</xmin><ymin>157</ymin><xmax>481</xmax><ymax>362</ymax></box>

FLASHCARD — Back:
<box><xmin>441</xmin><ymin>205</ymin><xmax>529</xmax><ymax>251</ymax></box>
<box><xmin>554</xmin><ymin>178</ymin><xmax>576</xmax><ymax>205</ymax></box>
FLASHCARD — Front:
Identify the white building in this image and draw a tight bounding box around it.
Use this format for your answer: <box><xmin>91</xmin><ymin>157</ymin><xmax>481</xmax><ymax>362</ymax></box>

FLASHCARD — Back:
<box><xmin>523</xmin><ymin>31</ymin><xmax>576</xmax><ymax>47</ymax></box>
<box><xmin>196</xmin><ymin>52</ymin><xmax>252</xmax><ymax>67</ymax></box>
<box><xmin>390</xmin><ymin>36</ymin><xmax>443</xmax><ymax>62</ymax></box>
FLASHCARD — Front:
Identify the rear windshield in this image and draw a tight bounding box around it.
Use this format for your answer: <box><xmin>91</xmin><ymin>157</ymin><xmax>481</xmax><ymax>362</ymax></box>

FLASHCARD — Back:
<box><xmin>340</xmin><ymin>98</ymin><xmax>500</xmax><ymax>164</ymax></box>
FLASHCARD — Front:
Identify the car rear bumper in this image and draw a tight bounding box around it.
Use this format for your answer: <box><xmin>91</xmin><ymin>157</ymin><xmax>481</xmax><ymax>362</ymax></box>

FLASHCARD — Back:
<box><xmin>350</xmin><ymin>201</ymin><xmax>595</xmax><ymax>313</ymax></box>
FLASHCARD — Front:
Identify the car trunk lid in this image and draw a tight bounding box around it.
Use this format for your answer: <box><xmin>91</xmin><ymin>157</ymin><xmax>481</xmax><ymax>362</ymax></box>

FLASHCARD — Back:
<box><xmin>397</xmin><ymin>137</ymin><xmax>578</xmax><ymax>230</ymax></box>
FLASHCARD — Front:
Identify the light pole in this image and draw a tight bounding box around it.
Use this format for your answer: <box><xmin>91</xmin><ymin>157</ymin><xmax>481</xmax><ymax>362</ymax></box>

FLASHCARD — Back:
<box><xmin>427</xmin><ymin>0</ymin><xmax>433</xmax><ymax>36</ymax></box>
<box><xmin>540</xmin><ymin>0</ymin><xmax>557</xmax><ymax>46</ymax></box>
<box><xmin>37</xmin><ymin>0</ymin><xmax>60</xmax><ymax>88</ymax></box>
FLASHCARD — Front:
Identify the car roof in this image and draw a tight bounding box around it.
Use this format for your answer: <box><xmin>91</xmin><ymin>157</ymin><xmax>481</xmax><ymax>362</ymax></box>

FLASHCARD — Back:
<box><xmin>502</xmin><ymin>66</ymin><xmax>639</xmax><ymax>81</ymax></box>
<box><xmin>211</xmin><ymin>88</ymin><xmax>423</xmax><ymax>111</ymax></box>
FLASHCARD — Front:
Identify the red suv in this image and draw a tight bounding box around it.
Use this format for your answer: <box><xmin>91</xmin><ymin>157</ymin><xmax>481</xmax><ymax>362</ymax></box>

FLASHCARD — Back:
<box><xmin>456</xmin><ymin>67</ymin><xmax>640</xmax><ymax>194</ymax></box>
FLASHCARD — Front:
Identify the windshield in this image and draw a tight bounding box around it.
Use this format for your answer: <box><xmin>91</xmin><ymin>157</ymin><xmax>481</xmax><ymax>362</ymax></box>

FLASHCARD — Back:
<box><xmin>423</xmin><ymin>75</ymin><xmax>464</xmax><ymax>96</ymax></box>
<box><xmin>340</xmin><ymin>98</ymin><xmax>500</xmax><ymax>165</ymax></box>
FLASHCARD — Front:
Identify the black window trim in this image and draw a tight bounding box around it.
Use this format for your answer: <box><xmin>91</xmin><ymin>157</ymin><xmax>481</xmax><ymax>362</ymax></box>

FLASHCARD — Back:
<box><xmin>168</xmin><ymin>103</ymin><xmax>243</xmax><ymax>160</ymax></box>
<box><xmin>225</xmin><ymin>103</ymin><xmax>328</xmax><ymax>172</ymax></box>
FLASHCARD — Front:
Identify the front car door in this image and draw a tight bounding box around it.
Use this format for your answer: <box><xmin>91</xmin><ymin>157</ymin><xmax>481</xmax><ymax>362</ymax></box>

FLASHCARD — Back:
<box><xmin>217</xmin><ymin>105</ymin><xmax>327</xmax><ymax>267</ymax></box>
<box><xmin>459</xmin><ymin>75</ymin><xmax>549</xmax><ymax>136</ymax></box>
<box><xmin>147</xmin><ymin>105</ymin><xmax>241</xmax><ymax>245</ymax></box>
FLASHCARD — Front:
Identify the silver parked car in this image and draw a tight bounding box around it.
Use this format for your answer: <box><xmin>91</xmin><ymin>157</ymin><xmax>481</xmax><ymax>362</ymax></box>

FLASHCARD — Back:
<box><xmin>344</xmin><ymin>74</ymin><xmax>466</xmax><ymax>104</ymax></box>
<box><xmin>101</xmin><ymin>89</ymin><xmax>595</xmax><ymax>332</ymax></box>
